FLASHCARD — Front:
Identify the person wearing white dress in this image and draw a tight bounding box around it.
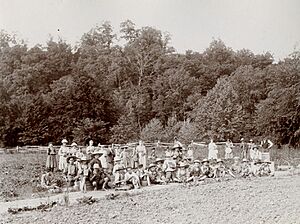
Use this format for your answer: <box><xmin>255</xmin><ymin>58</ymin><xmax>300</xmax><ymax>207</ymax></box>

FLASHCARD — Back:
<box><xmin>136</xmin><ymin>140</ymin><xmax>147</xmax><ymax>168</ymax></box>
<box><xmin>225</xmin><ymin>139</ymin><xmax>234</xmax><ymax>159</ymax></box>
<box><xmin>208</xmin><ymin>139</ymin><xmax>218</xmax><ymax>160</ymax></box>
<box><xmin>58</xmin><ymin>139</ymin><xmax>68</xmax><ymax>171</ymax></box>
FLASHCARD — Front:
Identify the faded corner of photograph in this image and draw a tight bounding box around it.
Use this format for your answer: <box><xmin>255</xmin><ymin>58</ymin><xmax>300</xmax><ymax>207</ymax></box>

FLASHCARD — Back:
<box><xmin>0</xmin><ymin>0</ymin><xmax>299</xmax><ymax>223</ymax></box>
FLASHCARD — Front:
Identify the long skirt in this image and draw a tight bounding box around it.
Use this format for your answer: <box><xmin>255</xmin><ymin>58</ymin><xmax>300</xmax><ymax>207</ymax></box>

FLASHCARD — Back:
<box><xmin>59</xmin><ymin>156</ymin><xmax>66</xmax><ymax>171</ymax></box>
<box><xmin>46</xmin><ymin>155</ymin><xmax>57</xmax><ymax>169</ymax></box>
<box><xmin>208</xmin><ymin>150</ymin><xmax>218</xmax><ymax>160</ymax></box>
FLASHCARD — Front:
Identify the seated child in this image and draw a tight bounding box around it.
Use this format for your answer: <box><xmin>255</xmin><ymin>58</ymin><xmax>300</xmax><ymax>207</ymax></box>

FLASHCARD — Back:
<box><xmin>213</xmin><ymin>159</ymin><xmax>235</xmax><ymax>179</ymax></box>
<box><xmin>41</xmin><ymin>171</ymin><xmax>59</xmax><ymax>191</ymax></box>
<box><xmin>90</xmin><ymin>163</ymin><xmax>104</xmax><ymax>190</ymax></box>
<box><xmin>123</xmin><ymin>167</ymin><xmax>140</xmax><ymax>189</ymax></box>
<box><xmin>162</xmin><ymin>155</ymin><xmax>177</xmax><ymax>183</ymax></box>
<box><xmin>175</xmin><ymin>162</ymin><xmax>189</xmax><ymax>183</ymax></box>
<box><xmin>200</xmin><ymin>158</ymin><xmax>214</xmax><ymax>180</ymax></box>
<box><xmin>230</xmin><ymin>157</ymin><xmax>241</xmax><ymax>175</ymax></box>
<box><xmin>187</xmin><ymin>160</ymin><xmax>202</xmax><ymax>182</ymax></box>
<box><xmin>136</xmin><ymin>164</ymin><xmax>150</xmax><ymax>186</ymax></box>
<box><xmin>240</xmin><ymin>158</ymin><xmax>253</xmax><ymax>178</ymax></box>
<box><xmin>155</xmin><ymin>158</ymin><xmax>166</xmax><ymax>181</ymax></box>
<box><xmin>255</xmin><ymin>160</ymin><xmax>272</xmax><ymax>177</ymax></box>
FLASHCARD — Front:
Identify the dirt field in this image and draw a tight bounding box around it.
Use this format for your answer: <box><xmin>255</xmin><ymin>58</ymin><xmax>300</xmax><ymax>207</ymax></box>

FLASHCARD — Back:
<box><xmin>1</xmin><ymin>175</ymin><xmax>299</xmax><ymax>224</ymax></box>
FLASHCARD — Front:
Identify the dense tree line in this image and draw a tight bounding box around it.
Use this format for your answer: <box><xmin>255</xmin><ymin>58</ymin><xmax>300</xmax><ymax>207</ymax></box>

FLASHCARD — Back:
<box><xmin>0</xmin><ymin>21</ymin><xmax>299</xmax><ymax>147</ymax></box>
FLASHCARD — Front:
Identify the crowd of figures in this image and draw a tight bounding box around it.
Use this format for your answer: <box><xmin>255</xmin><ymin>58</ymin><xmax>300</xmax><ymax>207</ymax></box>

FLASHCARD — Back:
<box><xmin>41</xmin><ymin>137</ymin><xmax>275</xmax><ymax>192</ymax></box>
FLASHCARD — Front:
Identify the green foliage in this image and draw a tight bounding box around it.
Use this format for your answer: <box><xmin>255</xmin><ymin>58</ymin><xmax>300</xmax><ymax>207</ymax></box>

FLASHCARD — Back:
<box><xmin>0</xmin><ymin>22</ymin><xmax>298</xmax><ymax>148</ymax></box>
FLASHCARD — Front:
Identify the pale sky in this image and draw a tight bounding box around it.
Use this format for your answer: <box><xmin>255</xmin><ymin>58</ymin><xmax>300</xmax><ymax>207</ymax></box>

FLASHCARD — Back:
<box><xmin>0</xmin><ymin>0</ymin><xmax>299</xmax><ymax>60</ymax></box>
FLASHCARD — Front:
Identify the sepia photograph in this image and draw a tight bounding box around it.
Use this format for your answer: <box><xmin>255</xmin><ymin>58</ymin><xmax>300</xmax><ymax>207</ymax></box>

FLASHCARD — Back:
<box><xmin>0</xmin><ymin>0</ymin><xmax>299</xmax><ymax>223</ymax></box>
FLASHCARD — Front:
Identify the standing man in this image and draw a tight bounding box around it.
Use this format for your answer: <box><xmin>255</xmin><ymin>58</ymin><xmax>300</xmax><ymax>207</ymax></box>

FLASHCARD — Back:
<box><xmin>136</xmin><ymin>140</ymin><xmax>147</xmax><ymax>169</ymax></box>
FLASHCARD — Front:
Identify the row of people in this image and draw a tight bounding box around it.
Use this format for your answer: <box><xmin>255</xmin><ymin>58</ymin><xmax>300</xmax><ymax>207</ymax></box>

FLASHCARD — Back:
<box><xmin>42</xmin><ymin>153</ymin><xmax>274</xmax><ymax>192</ymax></box>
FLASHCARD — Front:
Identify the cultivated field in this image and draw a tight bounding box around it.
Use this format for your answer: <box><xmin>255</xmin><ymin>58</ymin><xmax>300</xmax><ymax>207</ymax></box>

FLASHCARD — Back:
<box><xmin>0</xmin><ymin>175</ymin><xmax>299</xmax><ymax>224</ymax></box>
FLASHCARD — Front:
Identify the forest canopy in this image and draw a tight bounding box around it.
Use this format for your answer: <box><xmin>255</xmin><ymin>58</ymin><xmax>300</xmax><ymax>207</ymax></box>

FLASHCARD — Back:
<box><xmin>0</xmin><ymin>20</ymin><xmax>299</xmax><ymax>147</ymax></box>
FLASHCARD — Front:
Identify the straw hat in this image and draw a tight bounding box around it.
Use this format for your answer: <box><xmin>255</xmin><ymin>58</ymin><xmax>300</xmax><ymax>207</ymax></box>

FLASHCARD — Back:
<box><xmin>172</xmin><ymin>143</ymin><xmax>182</xmax><ymax>150</ymax></box>
<box><xmin>66</xmin><ymin>155</ymin><xmax>76</xmax><ymax>163</ymax></box>
<box><xmin>80</xmin><ymin>156</ymin><xmax>89</xmax><ymax>162</ymax></box>
<box><xmin>61</xmin><ymin>139</ymin><xmax>68</xmax><ymax>144</ymax></box>
<box><xmin>179</xmin><ymin>162</ymin><xmax>188</xmax><ymax>168</ymax></box>
<box><xmin>194</xmin><ymin>160</ymin><xmax>201</xmax><ymax>164</ymax></box>
<box><xmin>216</xmin><ymin>158</ymin><xmax>223</xmax><ymax>163</ymax></box>
<box><xmin>242</xmin><ymin>158</ymin><xmax>248</xmax><ymax>163</ymax></box>
<box><xmin>148</xmin><ymin>163</ymin><xmax>156</xmax><ymax>169</ymax></box>
<box><xmin>155</xmin><ymin>158</ymin><xmax>164</xmax><ymax>163</ymax></box>
<box><xmin>92</xmin><ymin>151</ymin><xmax>104</xmax><ymax>156</ymax></box>
<box><xmin>201</xmin><ymin>158</ymin><xmax>209</xmax><ymax>164</ymax></box>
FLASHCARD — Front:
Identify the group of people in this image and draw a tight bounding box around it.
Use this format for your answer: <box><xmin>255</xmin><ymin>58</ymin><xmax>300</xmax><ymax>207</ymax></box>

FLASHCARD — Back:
<box><xmin>41</xmin><ymin>137</ymin><xmax>274</xmax><ymax>192</ymax></box>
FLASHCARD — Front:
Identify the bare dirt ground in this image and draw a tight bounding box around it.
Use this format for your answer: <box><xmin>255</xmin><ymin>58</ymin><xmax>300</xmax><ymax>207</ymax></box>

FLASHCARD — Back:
<box><xmin>1</xmin><ymin>175</ymin><xmax>300</xmax><ymax>224</ymax></box>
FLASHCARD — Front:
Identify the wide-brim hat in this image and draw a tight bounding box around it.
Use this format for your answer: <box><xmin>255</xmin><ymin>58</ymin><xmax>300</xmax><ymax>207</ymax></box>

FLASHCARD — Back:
<box><xmin>80</xmin><ymin>156</ymin><xmax>89</xmax><ymax>162</ymax></box>
<box><xmin>148</xmin><ymin>163</ymin><xmax>156</xmax><ymax>169</ymax></box>
<box><xmin>217</xmin><ymin>159</ymin><xmax>223</xmax><ymax>163</ymax></box>
<box><xmin>263</xmin><ymin>160</ymin><xmax>271</xmax><ymax>164</ymax></box>
<box><xmin>155</xmin><ymin>158</ymin><xmax>164</xmax><ymax>163</ymax></box>
<box><xmin>201</xmin><ymin>158</ymin><xmax>209</xmax><ymax>164</ymax></box>
<box><xmin>194</xmin><ymin>160</ymin><xmax>201</xmax><ymax>164</ymax></box>
<box><xmin>172</xmin><ymin>145</ymin><xmax>182</xmax><ymax>150</ymax></box>
<box><xmin>92</xmin><ymin>151</ymin><xmax>104</xmax><ymax>156</ymax></box>
<box><xmin>179</xmin><ymin>162</ymin><xmax>188</xmax><ymax>168</ymax></box>
<box><xmin>66</xmin><ymin>156</ymin><xmax>77</xmax><ymax>163</ymax></box>
<box><xmin>61</xmin><ymin>139</ymin><xmax>68</xmax><ymax>144</ymax></box>
<box><xmin>242</xmin><ymin>158</ymin><xmax>248</xmax><ymax>162</ymax></box>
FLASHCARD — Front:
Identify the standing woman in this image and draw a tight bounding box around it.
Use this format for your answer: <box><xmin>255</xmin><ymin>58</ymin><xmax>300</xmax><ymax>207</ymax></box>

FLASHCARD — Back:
<box><xmin>136</xmin><ymin>140</ymin><xmax>147</xmax><ymax>169</ymax></box>
<box><xmin>225</xmin><ymin>139</ymin><xmax>234</xmax><ymax>159</ymax></box>
<box><xmin>46</xmin><ymin>143</ymin><xmax>57</xmax><ymax>172</ymax></box>
<box><xmin>58</xmin><ymin>139</ymin><xmax>68</xmax><ymax>171</ymax></box>
<box><xmin>208</xmin><ymin>139</ymin><xmax>218</xmax><ymax>160</ymax></box>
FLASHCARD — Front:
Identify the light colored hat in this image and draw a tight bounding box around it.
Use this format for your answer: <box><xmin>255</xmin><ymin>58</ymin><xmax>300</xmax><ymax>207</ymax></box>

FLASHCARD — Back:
<box><xmin>62</xmin><ymin>139</ymin><xmax>68</xmax><ymax>144</ymax></box>
<box><xmin>172</xmin><ymin>143</ymin><xmax>182</xmax><ymax>149</ymax></box>
<box><xmin>148</xmin><ymin>163</ymin><xmax>156</xmax><ymax>169</ymax></box>
<box><xmin>71</xmin><ymin>142</ymin><xmax>78</xmax><ymax>147</ymax></box>
<box><xmin>241</xmin><ymin>138</ymin><xmax>244</xmax><ymax>141</ymax></box>
<box><xmin>155</xmin><ymin>158</ymin><xmax>164</xmax><ymax>163</ymax></box>
<box><xmin>93</xmin><ymin>163</ymin><xmax>100</xmax><ymax>169</ymax></box>
<box><xmin>242</xmin><ymin>158</ymin><xmax>248</xmax><ymax>162</ymax></box>
<box><xmin>80</xmin><ymin>156</ymin><xmax>89</xmax><ymax>161</ymax></box>
<box><xmin>92</xmin><ymin>151</ymin><xmax>103</xmax><ymax>156</ymax></box>
<box><xmin>250</xmin><ymin>139</ymin><xmax>253</xmax><ymax>142</ymax></box>
<box><xmin>202</xmin><ymin>158</ymin><xmax>209</xmax><ymax>164</ymax></box>
<box><xmin>114</xmin><ymin>157</ymin><xmax>121</xmax><ymax>162</ymax></box>
<box><xmin>194</xmin><ymin>160</ymin><xmax>201</xmax><ymax>164</ymax></box>
<box><xmin>217</xmin><ymin>159</ymin><xmax>223</xmax><ymax>163</ymax></box>
<box><xmin>179</xmin><ymin>162</ymin><xmax>187</xmax><ymax>167</ymax></box>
